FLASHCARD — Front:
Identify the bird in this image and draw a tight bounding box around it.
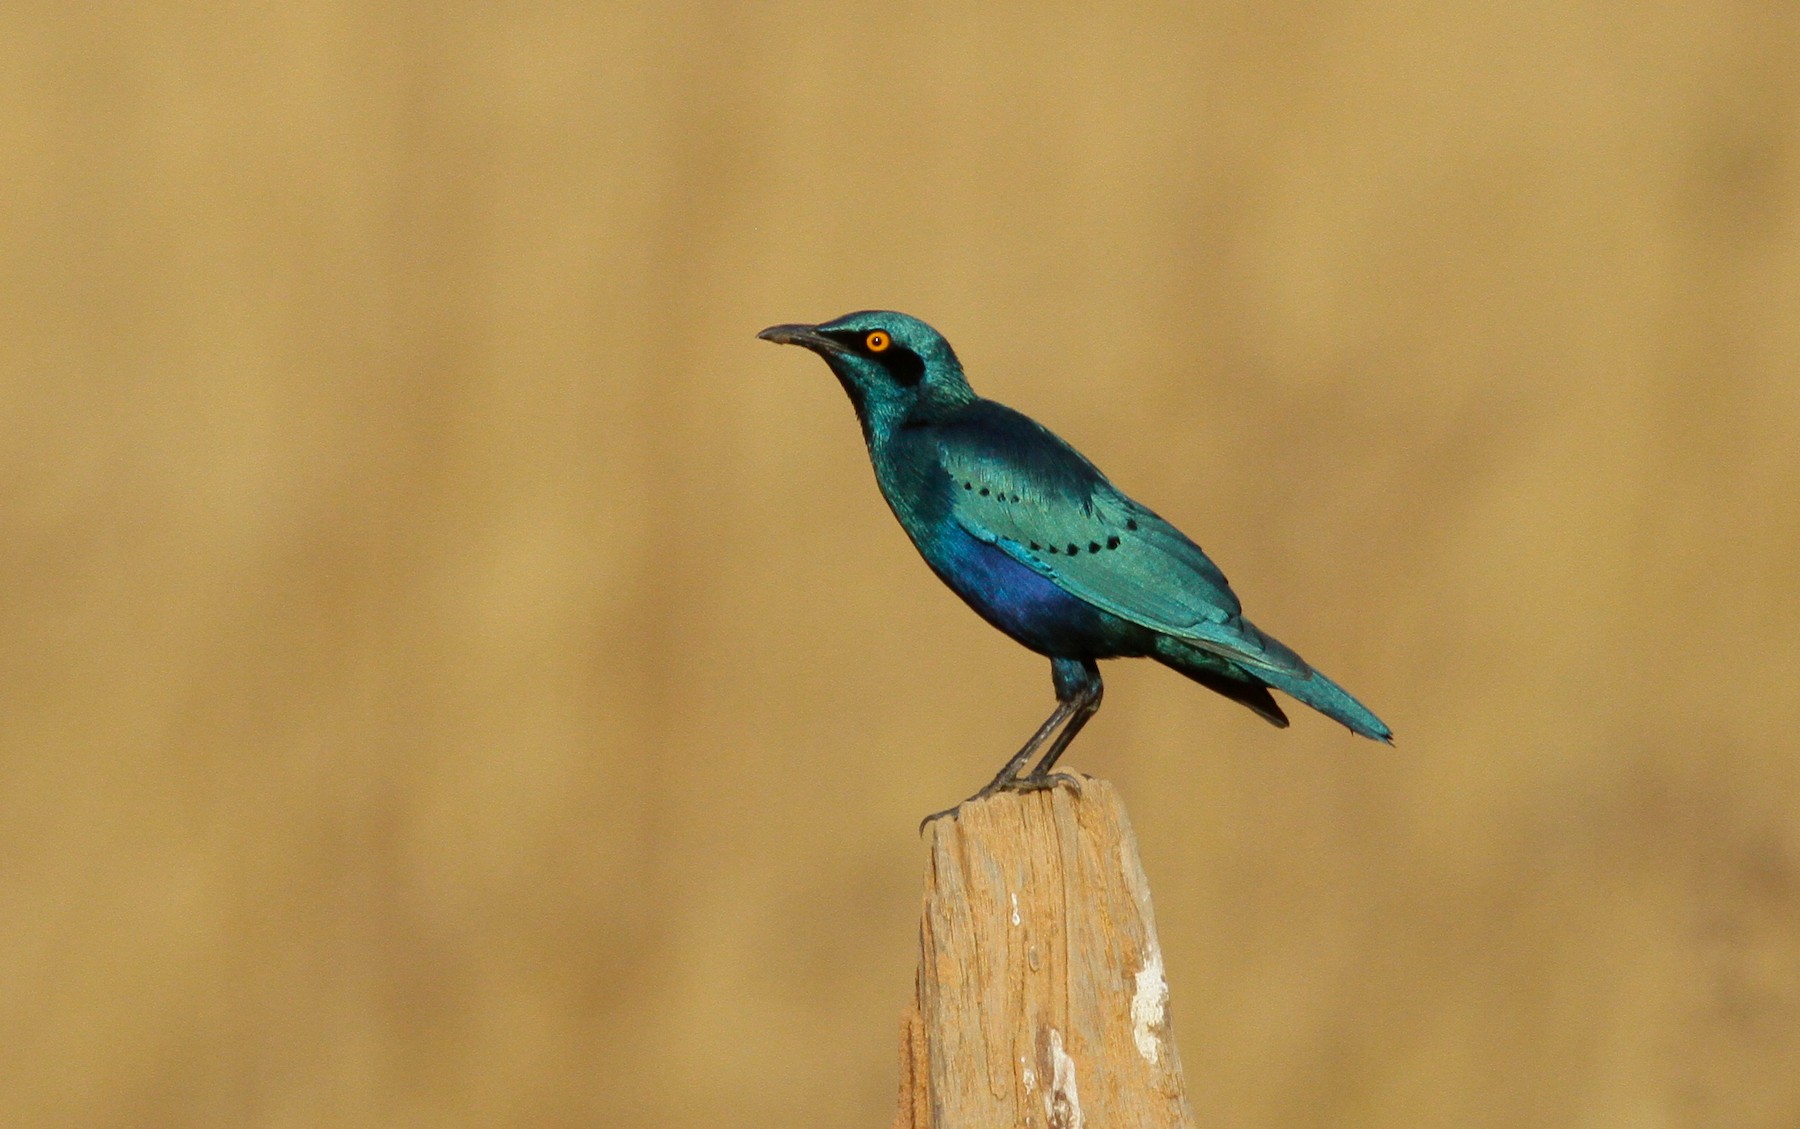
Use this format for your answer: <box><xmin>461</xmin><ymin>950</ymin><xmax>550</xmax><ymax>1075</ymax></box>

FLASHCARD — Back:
<box><xmin>758</xmin><ymin>310</ymin><xmax>1390</xmax><ymax>815</ymax></box>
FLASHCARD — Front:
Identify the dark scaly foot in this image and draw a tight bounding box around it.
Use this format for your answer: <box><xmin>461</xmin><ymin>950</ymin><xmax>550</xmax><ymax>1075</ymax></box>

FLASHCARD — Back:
<box><xmin>919</xmin><ymin>693</ymin><xmax>1080</xmax><ymax>832</ymax></box>
<box><xmin>918</xmin><ymin>779</ymin><xmax>1004</xmax><ymax>831</ymax></box>
<box><xmin>1007</xmin><ymin>770</ymin><xmax>1083</xmax><ymax>795</ymax></box>
<box><xmin>917</xmin><ymin>767</ymin><xmax>1044</xmax><ymax>831</ymax></box>
<box><xmin>918</xmin><ymin>658</ymin><xmax>1103</xmax><ymax>834</ymax></box>
<box><xmin>918</xmin><ymin>769</ymin><xmax>1086</xmax><ymax>831</ymax></box>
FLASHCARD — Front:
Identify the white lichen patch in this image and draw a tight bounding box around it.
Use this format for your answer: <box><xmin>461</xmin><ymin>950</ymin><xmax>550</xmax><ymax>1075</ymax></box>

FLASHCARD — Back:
<box><xmin>1043</xmin><ymin>1028</ymin><xmax>1084</xmax><ymax>1129</ymax></box>
<box><xmin>1130</xmin><ymin>941</ymin><xmax>1170</xmax><ymax>1065</ymax></box>
<box><xmin>1020</xmin><ymin>1057</ymin><xmax>1036</xmax><ymax>1096</ymax></box>
<box><xmin>1011</xmin><ymin>891</ymin><xmax>1021</xmax><ymax>927</ymax></box>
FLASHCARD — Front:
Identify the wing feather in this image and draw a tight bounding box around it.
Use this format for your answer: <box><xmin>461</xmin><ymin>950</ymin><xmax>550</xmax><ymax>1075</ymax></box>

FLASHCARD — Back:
<box><xmin>933</xmin><ymin>403</ymin><xmax>1311</xmax><ymax>679</ymax></box>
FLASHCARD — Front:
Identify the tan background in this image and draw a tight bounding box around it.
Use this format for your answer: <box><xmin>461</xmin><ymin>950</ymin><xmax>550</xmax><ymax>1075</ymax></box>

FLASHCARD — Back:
<box><xmin>4</xmin><ymin>3</ymin><xmax>1797</xmax><ymax>1127</ymax></box>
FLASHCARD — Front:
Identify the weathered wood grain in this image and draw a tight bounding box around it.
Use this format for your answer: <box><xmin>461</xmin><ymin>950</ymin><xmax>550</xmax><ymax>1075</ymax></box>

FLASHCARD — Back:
<box><xmin>894</xmin><ymin>778</ymin><xmax>1197</xmax><ymax>1129</ymax></box>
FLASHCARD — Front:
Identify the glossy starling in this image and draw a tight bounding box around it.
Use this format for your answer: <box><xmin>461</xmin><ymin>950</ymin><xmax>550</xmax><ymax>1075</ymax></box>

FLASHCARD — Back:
<box><xmin>759</xmin><ymin>311</ymin><xmax>1390</xmax><ymax>811</ymax></box>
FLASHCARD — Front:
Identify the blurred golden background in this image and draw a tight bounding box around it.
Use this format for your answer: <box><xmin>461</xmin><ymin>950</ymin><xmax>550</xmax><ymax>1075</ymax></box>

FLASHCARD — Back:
<box><xmin>4</xmin><ymin>3</ymin><xmax>1797</xmax><ymax>1127</ymax></box>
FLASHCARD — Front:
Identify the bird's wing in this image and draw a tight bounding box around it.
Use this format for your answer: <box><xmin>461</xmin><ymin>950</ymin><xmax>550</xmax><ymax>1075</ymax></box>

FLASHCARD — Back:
<box><xmin>932</xmin><ymin>403</ymin><xmax>1312</xmax><ymax>679</ymax></box>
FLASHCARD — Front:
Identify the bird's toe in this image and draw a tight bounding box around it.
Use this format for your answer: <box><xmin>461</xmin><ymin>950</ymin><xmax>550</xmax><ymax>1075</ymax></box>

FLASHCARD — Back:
<box><xmin>1008</xmin><ymin>771</ymin><xmax>1084</xmax><ymax>796</ymax></box>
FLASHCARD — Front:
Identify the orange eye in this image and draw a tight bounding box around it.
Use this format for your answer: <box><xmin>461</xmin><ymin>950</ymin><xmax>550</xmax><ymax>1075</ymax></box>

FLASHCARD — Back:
<box><xmin>865</xmin><ymin>330</ymin><xmax>891</xmax><ymax>353</ymax></box>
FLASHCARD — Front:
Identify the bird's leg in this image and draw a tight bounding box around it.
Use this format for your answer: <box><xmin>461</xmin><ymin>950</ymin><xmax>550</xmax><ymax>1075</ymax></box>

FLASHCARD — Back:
<box><xmin>1019</xmin><ymin>658</ymin><xmax>1103</xmax><ymax>787</ymax></box>
<box><xmin>918</xmin><ymin>695</ymin><xmax>1077</xmax><ymax>831</ymax></box>
<box><xmin>975</xmin><ymin>697</ymin><xmax>1078</xmax><ymax>796</ymax></box>
<box><xmin>919</xmin><ymin>659</ymin><xmax>1107</xmax><ymax>830</ymax></box>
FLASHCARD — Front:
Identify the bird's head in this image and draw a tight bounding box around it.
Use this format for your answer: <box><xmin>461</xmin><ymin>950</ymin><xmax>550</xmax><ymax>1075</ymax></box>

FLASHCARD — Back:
<box><xmin>758</xmin><ymin>310</ymin><xmax>974</xmax><ymax>438</ymax></box>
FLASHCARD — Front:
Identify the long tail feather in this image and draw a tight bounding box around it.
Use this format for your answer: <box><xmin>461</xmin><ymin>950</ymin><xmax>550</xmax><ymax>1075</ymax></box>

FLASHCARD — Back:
<box><xmin>1256</xmin><ymin>662</ymin><xmax>1393</xmax><ymax>743</ymax></box>
<box><xmin>1154</xmin><ymin>633</ymin><xmax>1392</xmax><ymax>742</ymax></box>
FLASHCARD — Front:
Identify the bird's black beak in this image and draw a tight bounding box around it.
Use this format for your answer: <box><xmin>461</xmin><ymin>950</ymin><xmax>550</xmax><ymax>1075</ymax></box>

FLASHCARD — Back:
<box><xmin>757</xmin><ymin>323</ymin><xmax>849</xmax><ymax>355</ymax></box>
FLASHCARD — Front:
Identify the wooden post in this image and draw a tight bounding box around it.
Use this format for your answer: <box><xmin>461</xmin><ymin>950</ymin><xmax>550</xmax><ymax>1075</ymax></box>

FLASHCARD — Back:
<box><xmin>893</xmin><ymin>776</ymin><xmax>1199</xmax><ymax>1129</ymax></box>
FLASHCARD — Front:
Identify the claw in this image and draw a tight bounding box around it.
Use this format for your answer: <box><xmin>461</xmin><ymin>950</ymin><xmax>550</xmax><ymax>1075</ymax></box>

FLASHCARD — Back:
<box><xmin>918</xmin><ymin>804</ymin><xmax>961</xmax><ymax>834</ymax></box>
<box><xmin>918</xmin><ymin>773</ymin><xmax>1084</xmax><ymax>832</ymax></box>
